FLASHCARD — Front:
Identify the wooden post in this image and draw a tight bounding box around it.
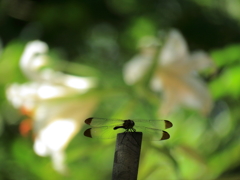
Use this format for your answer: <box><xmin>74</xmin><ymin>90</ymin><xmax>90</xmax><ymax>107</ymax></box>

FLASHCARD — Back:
<box><xmin>112</xmin><ymin>132</ymin><xmax>142</xmax><ymax>180</ymax></box>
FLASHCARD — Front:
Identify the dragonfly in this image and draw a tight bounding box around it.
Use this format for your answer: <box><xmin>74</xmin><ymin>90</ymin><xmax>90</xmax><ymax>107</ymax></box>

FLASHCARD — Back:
<box><xmin>84</xmin><ymin>117</ymin><xmax>173</xmax><ymax>141</ymax></box>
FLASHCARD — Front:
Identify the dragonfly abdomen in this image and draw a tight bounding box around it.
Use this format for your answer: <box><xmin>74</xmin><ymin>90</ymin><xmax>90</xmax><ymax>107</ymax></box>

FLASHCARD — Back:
<box><xmin>113</xmin><ymin>126</ymin><xmax>124</xmax><ymax>130</ymax></box>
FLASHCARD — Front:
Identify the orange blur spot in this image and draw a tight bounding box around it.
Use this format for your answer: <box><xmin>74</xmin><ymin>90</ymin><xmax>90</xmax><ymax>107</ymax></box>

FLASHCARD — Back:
<box><xmin>19</xmin><ymin>119</ymin><xmax>33</xmax><ymax>137</ymax></box>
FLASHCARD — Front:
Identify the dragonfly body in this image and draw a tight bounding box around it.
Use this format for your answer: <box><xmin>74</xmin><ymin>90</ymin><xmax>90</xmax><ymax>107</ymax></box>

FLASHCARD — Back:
<box><xmin>84</xmin><ymin>117</ymin><xmax>173</xmax><ymax>140</ymax></box>
<box><xmin>113</xmin><ymin>120</ymin><xmax>135</xmax><ymax>131</ymax></box>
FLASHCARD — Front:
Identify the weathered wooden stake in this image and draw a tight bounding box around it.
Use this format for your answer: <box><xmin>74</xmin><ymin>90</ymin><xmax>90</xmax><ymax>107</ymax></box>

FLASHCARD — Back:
<box><xmin>112</xmin><ymin>132</ymin><xmax>142</xmax><ymax>180</ymax></box>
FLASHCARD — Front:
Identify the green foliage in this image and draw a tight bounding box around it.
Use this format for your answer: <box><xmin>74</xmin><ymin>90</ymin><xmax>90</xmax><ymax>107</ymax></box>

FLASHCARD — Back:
<box><xmin>1</xmin><ymin>0</ymin><xmax>240</xmax><ymax>180</ymax></box>
<box><xmin>122</xmin><ymin>17</ymin><xmax>157</xmax><ymax>51</ymax></box>
<box><xmin>210</xmin><ymin>44</ymin><xmax>240</xmax><ymax>99</ymax></box>
<box><xmin>210</xmin><ymin>66</ymin><xmax>240</xmax><ymax>98</ymax></box>
<box><xmin>211</xmin><ymin>44</ymin><xmax>240</xmax><ymax>67</ymax></box>
<box><xmin>0</xmin><ymin>41</ymin><xmax>26</xmax><ymax>84</ymax></box>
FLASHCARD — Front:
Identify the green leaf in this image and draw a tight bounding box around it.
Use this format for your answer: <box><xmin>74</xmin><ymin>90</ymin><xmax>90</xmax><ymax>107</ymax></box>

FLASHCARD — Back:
<box><xmin>211</xmin><ymin>44</ymin><xmax>240</xmax><ymax>66</ymax></box>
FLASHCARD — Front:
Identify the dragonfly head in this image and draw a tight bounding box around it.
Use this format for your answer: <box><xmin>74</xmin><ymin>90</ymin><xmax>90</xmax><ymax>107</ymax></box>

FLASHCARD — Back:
<box><xmin>123</xmin><ymin>120</ymin><xmax>135</xmax><ymax>129</ymax></box>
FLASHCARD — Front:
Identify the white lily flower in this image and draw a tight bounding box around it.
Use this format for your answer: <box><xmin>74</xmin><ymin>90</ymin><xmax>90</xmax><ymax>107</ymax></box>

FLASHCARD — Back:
<box><xmin>6</xmin><ymin>40</ymin><xmax>98</xmax><ymax>174</ymax></box>
<box><xmin>124</xmin><ymin>29</ymin><xmax>214</xmax><ymax>116</ymax></box>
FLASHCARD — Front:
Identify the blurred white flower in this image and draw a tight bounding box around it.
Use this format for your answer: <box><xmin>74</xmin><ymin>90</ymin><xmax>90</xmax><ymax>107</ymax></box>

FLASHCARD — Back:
<box><xmin>123</xmin><ymin>29</ymin><xmax>214</xmax><ymax>116</ymax></box>
<box><xmin>6</xmin><ymin>40</ymin><xmax>98</xmax><ymax>174</ymax></box>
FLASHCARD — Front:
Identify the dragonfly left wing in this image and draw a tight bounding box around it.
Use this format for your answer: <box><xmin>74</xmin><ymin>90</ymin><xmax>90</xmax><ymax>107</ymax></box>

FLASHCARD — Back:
<box><xmin>84</xmin><ymin>126</ymin><xmax>125</xmax><ymax>139</ymax></box>
<box><xmin>85</xmin><ymin>117</ymin><xmax>124</xmax><ymax>127</ymax></box>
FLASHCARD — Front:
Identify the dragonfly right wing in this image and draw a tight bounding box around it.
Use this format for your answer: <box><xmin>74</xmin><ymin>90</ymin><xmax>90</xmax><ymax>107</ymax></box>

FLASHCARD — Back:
<box><xmin>133</xmin><ymin>119</ymin><xmax>173</xmax><ymax>130</ymax></box>
<box><xmin>134</xmin><ymin>126</ymin><xmax>170</xmax><ymax>141</ymax></box>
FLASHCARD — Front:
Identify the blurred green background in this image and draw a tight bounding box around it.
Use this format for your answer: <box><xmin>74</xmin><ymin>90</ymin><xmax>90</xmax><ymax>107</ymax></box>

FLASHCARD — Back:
<box><xmin>1</xmin><ymin>0</ymin><xmax>240</xmax><ymax>180</ymax></box>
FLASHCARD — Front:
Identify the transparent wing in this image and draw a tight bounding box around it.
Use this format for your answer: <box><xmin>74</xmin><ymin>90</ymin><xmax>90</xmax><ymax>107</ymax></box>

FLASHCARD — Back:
<box><xmin>134</xmin><ymin>126</ymin><xmax>170</xmax><ymax>141</ymax></box>
<box><xmin>84</xmin><ymin>125</ymin><xmax>171</xmax><ymax>141</ymax></box>
<box><xmin>84</xmin><ymin>126</ymin><xmax>125</xmax><ymax>139</ymax></box>
<box><xmin>85</xmin><ymin>117</ymin><xmax>173</xmax><ymax>129</ymax></box>
<box><xmin>133</xmin><ymin>119</ymin><xmax>173</xmax><ymax>130</ymax></box>
<box><xmin>85</xmin><ymin>117</ymin><xmax>124</xmax><ymax>127</ymax></box>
